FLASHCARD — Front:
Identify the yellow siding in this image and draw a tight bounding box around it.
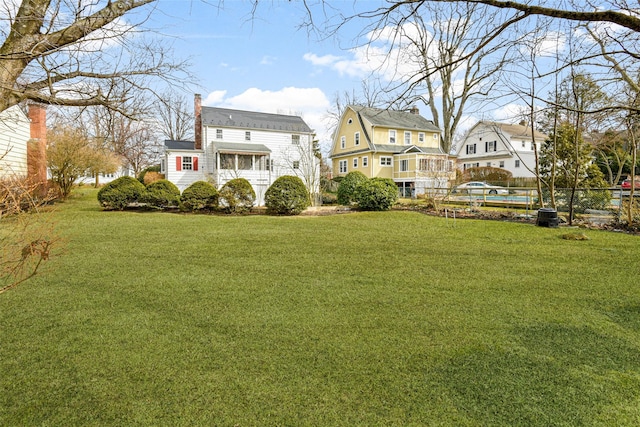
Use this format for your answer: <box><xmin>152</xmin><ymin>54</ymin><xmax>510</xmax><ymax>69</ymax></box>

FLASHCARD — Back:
<box><xmin>332</xmin><ymin>109</ymin><xmax>365</xmax><ymax>155</ymax></box>
<box><xmin>332</xmin><ymin>154</ymin><xmax>375</xmax><ymax>178</ymax></box>
<box><xmin>371</xmin><ymin>127</ymin><xmax>439</xmax><ymax>148</ymax></box>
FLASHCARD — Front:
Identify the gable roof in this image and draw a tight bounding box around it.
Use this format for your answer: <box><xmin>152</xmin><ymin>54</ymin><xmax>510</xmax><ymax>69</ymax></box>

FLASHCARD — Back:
<box><xmin>351</xmin><ymin>105</ymin><xmax>441</xmax><ymax>133</ymax></box>
<box><xmin>201</xmin><ymin>107</ymin><xmax>313</xmax><ymax>133</ymax></box>
<box><xmin>476</xmin><ymin>121</ymin><xmax>547</xmax><ymax>140</ymax></box>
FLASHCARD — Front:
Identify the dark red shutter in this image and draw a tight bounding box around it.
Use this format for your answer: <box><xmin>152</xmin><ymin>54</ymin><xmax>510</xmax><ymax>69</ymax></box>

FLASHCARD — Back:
<box><xmin>193</xmin><ymin>157</ymin><xmax>198</xmax><ymax>171</ymax></box>
<box><xmin>176</xmin><ymin>156</ymin><xmax>182</xmax><ymax>171</ymax></box>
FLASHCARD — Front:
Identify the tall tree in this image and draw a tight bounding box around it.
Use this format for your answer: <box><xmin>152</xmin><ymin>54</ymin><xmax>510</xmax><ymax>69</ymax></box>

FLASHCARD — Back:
<box><xmin>156</xmin><ymin>92</ymin><xmax>195</xmax><ymax>141</ymax></box>
<box><xmin>0</xmin><ymin>0</ymin><xmax>190</xmax><ymax>114</ymax></box>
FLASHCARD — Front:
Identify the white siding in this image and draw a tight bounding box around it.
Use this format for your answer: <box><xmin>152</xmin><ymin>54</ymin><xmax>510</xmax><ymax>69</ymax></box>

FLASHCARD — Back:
<box><xmin>0</xmin><ymin>106</ymin><xmax>30</xmax><ymax>179</ymax></box>
<box><xmin>164</xmin><ymin>150</ymin><xmax>206</xmax><ymax>191</ymax></box>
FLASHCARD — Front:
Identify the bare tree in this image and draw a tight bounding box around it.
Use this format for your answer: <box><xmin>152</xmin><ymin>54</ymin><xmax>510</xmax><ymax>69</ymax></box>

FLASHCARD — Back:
<box><xmin>156</xmin><ymin>92</ymin><xmax>195</xmax><ymax>141</ymax></box>
<box><xmin>379</xmin><ymin>2</ymin><xmax>515</xmax><ymax>153</ymax></box>
<box><xmin>0</xmin><ymin>0</ymin><xmax>191</xmax><ymax>114</ymax></box>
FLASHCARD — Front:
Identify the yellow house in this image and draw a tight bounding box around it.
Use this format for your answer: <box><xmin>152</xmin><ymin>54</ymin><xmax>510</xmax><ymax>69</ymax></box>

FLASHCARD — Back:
<box><xmin>330</xmin><ymin>105</ymin><xmax>454</xmax><ymax>197</ymax></box>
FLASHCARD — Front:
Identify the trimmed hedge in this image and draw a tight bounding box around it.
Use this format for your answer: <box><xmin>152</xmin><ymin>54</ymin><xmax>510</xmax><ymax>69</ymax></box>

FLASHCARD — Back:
<box><xmin>219</xmin><ymin>178</ymin><xmax>256</xmax><ymax>213</ymax></box>
<box><xmin>265</xmin><ymin>175</ymin><xmax>310</xmax><ymax>215</ymax></box>
<box><xmin>353</xmin><ymin>177</ymin><xmax>398</xmax><ymax>211</ymax></box>
<box><xmin>97</xmin><ymin>176</ymin><xmax>146</xmax><ymax>210</ymax></box>
<box><xmin>181</xmin><ymin>181</ymin><xmax>219</xmax><ymax>211</ymax></box>
<box><xmin>337</xmin><ymin>171</ymin><xmax>368</xmax><ymax>205</ymax></box>
<box><xmin>141</xmin><ymin>179</ymin><xmax>180</xmax><ymax>208</ymax></box>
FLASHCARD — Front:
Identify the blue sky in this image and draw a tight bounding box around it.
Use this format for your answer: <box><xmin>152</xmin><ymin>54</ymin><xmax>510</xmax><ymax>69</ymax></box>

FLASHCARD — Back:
<box><xmin>145</xmin><ymin>1</ymin><xmax>383</xmax><ymax>150</ymax></box>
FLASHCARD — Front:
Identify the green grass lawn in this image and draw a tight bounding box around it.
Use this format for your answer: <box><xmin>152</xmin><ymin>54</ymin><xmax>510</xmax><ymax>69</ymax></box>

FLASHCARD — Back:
<box><xmin>2</xmin><ymin>188</ymin><xmax>640</xmax><ymax>426</ymax></box>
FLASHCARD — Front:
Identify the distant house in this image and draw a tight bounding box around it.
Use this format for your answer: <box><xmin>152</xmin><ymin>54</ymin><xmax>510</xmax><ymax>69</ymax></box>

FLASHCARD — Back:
<box><xmin>456</xmin><ymin>121</ymin><xmax>547</xmax><ymax>179</ymax></box>
<box><xmin>0</xmin><ymin>104</ymin><xmax>47</xmax><ymax>189</ymax></box>
<box><xmin>329</xmin><ymin>105</ymin><xmax>454</xmax><ymax>197</ymax></box>
<box><xmin>162</xmin><ymin>94</ymin><xmax>317</xmax><ymax>205</ymax></box>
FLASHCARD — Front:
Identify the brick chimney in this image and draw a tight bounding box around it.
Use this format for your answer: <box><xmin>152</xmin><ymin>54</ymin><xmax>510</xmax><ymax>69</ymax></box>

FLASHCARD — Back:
<box><xmin>409</xmin><ymin>105</ymin><xmax>419</xmax><ymax>115</ymax></box>
<box><xmin>194</xmin><ymin>93</ymin><xmax>202</xmax><ymax>150</ymax></box>
<box><xmin>27</xmin><ymin>103</ymin><xmax>47</xmax><ymax>193</ymax></box>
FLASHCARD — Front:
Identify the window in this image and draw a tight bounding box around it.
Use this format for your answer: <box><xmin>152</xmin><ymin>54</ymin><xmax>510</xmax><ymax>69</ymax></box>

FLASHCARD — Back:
<box><xmin>220</xmin><ymin>153</ymin><xmax>235</xmax><ymax>169</ymax></box>
<box><xmin>182</xmin><ymin>156</ymin><xmax>193</xmax><ymax>170</ymax></box>
<box><xmin>522</xmin><ymin>141</ymin><xmax>526</xmax><ymax>148</ymax></box>
<box><xmin>339</xmin><ymin>160</ymin><xmax>348</xmax><ymax>174</ymax></box>
<box><xmin>216</xmin><ymin>129</ymin><xmax>223</xmax><ymax>139</ymax></box>
<box><xmin>353</xmin><ymin>158</ymin><xmax>358</xmax><ymax>168</ymax></box>
<box><xmin>400</xmin><ymin>159</ymin><xmax>409</xmax><ymax>171</ymax></box>
<box><xmin>434</xmin><ymin>134</ymin><xmax>438</xmax><ymax>140</ymax></box>
<box><xmin>340</xmin><ymin>136</ymin><xmax>346</xmax><ymax>149</ymax></box>
<box><xmin>354</xmin><ymin>132</ymin><xmax>360</xmax><ymax>146</ymax></box>
<box><xmin>486</xmin><ymin>162</ymin><xmax>492</xmax><ymax>167</ymax></box>
<box><xmin>245</xmin><ymin>131</ymin><xmax>251</xmax><ymax>141</ymax></box>
<box><xmin>389</xmin><ymin>130</ymin><xmax>396</xmax><ymax>144</ymax></box>
<box><xmin>486</xmin><ymin>140</ymin><xmax>496</xmax><ymax>152</ymax></box>
<box><xmin>176</xmin><ymin>156</ymin><xmax>198</xmax><ymax>171</ymax></box>
<box><xmin>293</xmin><ymin>160</ymin><xmax>300</xmax><ymax>169</ymax></box>
<box><xmin>266</xmin><ymin>158</ymin><xmax>273</xmax><ymax>171</ymax></box>
<box><xmin>347</xmin><ymin>118</ymin><xmax>353</xmax><ymax>124</ymax></box>
<box><xmin>292</xmin><ymin>134</ymin><xmax>300</xmax><ymax>145</ymax></box>
<box><xmin>418</xmin><ymin>132</ymin><xmax>425</xmax><ymax>143</ymax></box>
<box><xmin>466</xmin><ymin>144</ymin><xmax>477</xmax><ymax>154</ymax></box>
<box><xmin>238</xmin><ymin>155</ymin><xmax>253</xmax><ymax>170</ymax></box>
<box><xmin>499</xmin><ymin>161</ymin><xmax>505</xmax><ymax>168</ymax></box>
<box><xmin>515</xmin><ymin>160</ymin><xmax>521</xmax><ymax>168</ymax></box>
<box><xmin>380</xmin><ymin>156</ymin><xmax>392</xmax><ymax>166</ymax></box>
<box><xmin>404</xmin><ymin>131</ymin><xmax>411</xmax><ymax>145</ymax></box>
<box><xmin>362</xmin><ymin>156</ymin><xmax>368</xmax><ymax>167</ymax></box>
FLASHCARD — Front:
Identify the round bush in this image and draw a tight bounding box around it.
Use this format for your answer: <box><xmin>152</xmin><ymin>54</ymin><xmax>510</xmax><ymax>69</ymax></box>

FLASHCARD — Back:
<box><xmin>337</xmin><ymin>171</ymin><xmax>368</xmax><ymax>205</ymax></box>
<box><xmin>265</xmin><ymin>175</ymin><xmax>310</xmax><ymax>215</ymax></box>
<box><xmin>97</xmin><ymin>176</ymin><xmax>146</xmax><ymax>210</ymax></box>
<box><xmin>181</xmin><ymin>181</ymin><xmax>219</xmax><ymax>211</ymax></box>
<box><xmin>219</xmin><ymin>178</ymin><xmax>256</xmax><ymax>213</ymax></box>
<box><xmin>353</xmin><ymin>177</ymin><xmax>399</xmax><ymax>211</ymax></box>
<box><xmin>141</xmin><ymin>179</ymin><xmax>181</xmax><ymax>208</ymax></box>
<box><xmin>137</xmin><ymin>165</ymin><xmax>161</xmax><ymax>184</ymax></box>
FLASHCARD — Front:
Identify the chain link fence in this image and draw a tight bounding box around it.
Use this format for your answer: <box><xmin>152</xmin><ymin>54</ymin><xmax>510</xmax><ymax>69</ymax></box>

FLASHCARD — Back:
<box><xmin>446</xmin><ymin>186</ymin><xmax>639</xmax><ymax>225</ymax></box>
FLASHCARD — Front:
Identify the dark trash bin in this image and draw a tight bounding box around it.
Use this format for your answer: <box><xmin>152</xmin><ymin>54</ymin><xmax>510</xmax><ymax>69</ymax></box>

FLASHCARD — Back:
<box><xmin>537</xmin><ymin>208</ymin><xmax>559</xmax><ymax>228</ymax></box>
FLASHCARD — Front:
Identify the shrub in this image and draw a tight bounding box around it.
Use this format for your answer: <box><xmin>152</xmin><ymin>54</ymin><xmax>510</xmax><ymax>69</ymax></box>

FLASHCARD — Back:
<box><xmin>97</xmin><ymin>176</ymin><xmax>145</xmax><ymax>210</ymax></box>
<box><xmin>181</xmin><ymin>181</ymin><xmax>219</xmax><ymax>211</ymax></box>
<box><xmin>265</xmin><ymin>175</ymin><xmax>310</xmax><ymax>215</ymax></box>
<box><xmin>137</xmin><ymin>165</ymin><xmax>161</xmax><ymax>184</ymax></box>
<box><xmin>219</xmin><ymin>178</ymin><xmax>255</xmax><ymax>213</ymax></box>
<box><xmin>141</xmin><ymin>179</ymin><xmax>181</xmax><ymax>208</ymax></box>
<box><xmin>321</xmin><ymin>192</ymin><xmax>338</xmax><ymax>205</ymax></box>
<box><xmin>143</xmin><ymin>171</ymin><xmax>164</xmax><ymax>185</ymax></box>
<box><xmin>337</xmin><ymin>171</ymin><xmax>368</xmax><ymax>205</ymax></box>
<box><xmin>353</xmin><ymin>177</ymin><xmax>399</xmax><ymax>211</ymax></box>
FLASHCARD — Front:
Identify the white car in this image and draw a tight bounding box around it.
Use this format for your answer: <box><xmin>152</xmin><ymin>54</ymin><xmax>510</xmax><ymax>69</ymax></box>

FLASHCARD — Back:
<box><xmin>453</xmin><ymin>181</ymin><xmax>509</xmax><ymax>195</ymax></box>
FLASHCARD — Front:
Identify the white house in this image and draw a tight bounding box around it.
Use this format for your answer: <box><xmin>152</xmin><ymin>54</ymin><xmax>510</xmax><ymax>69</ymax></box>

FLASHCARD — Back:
<box><xmin>162</xmin><ymin>94</ymin><xmax>318</xmax><ymax>205</ymax></box>
<box><xmin>456</xmin><ymin>121</ymin><xmax>547</xmax><ymax>179</ymax></box>
<box><xmin>0</xmin><ymin>105</ymin><xmax>31</xmax><ymax>179</ymax></box>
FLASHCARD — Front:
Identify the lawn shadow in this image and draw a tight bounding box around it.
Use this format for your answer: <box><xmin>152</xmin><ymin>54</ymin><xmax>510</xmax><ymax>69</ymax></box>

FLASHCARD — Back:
<box><xmin>431</xmin><ymin>323</ymin><xmax>640</xmax><ymax>426</ymax></box>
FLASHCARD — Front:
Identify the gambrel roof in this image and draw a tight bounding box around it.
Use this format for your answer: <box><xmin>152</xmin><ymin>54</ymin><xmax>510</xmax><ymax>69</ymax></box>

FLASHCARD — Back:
<box><xmin>352</xmin><ymin>105</ymin><xmax>441</xmax><ymax>132</ymax></box>
<box><xmin>201</xmin><ymin>107</ymin><xmax>313</xmax><ymax>133</ymax></box>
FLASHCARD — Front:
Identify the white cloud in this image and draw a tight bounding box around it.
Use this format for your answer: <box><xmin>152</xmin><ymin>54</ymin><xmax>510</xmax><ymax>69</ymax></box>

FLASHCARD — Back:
<box><xmin>203</xmin><ymin>90</ymin><xmax>227</xmax><ymax>105</ymax></box>
<box><xmin>260</xmin><ymin>55</ymin><xmax>277</xmax><ymax>65</ymax></box>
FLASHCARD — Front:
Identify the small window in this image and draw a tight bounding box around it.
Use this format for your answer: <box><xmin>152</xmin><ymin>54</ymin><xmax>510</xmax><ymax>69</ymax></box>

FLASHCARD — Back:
<box><xmin>216</xmin><ymin>129</ymin><xmax>223</xmax><ymax>139</ymax></box>
<box><xmin>515</xmin><ymin>160</ymin><xmax>521</xmax><ymax>168</ymax></box>
<box><xmin>292</xmin><ymin>135</ymin><xmax>300</xmax><ymax>145</ymax></box>
<box><xmin>389</xmin><ymin>130</ymin><xmax>396</xmax><ymax>144</ymax></box>
<box><xmin>347</xmin><ymin>118</ymin><xmax>353</xmax><ymax>124</ymax></box>
<box><xmin>339</xmin><ymin>159</ymin><xmax>348</xmax><ymax>174</ymax></box>
<box><xmin>340</xmin><ymin>136</ymin><xmax>346</xmax><ymax>149</ymax></box>
<box><xmin>466</xmin><ymin>144</ymin><xmax>477</xmax><ymax>154</ymax></box>
<box><xmin>293</xmin><ymin>160</ymin><xmax>300</xmax><ymax>169</ymax></box>
<box><xmin>400</xmin><ymin>159</ymin><xmax>409</xmax><ymax>171</ymax></box>
<box><xmin>418</xmin><ymin>133</ymin><xmax>425</xmax><ymax>143</ymax></box>
<box><xmin>433</xmin><ymin>134</ymin><xmax>438</xmax><ymax>140</ymax></box>
<box><xmin>353</xmin><ymin>158</ymin><xmax>358</xmax><ymax>168</ymax></box>
<box><xmin>380</xmin><ymin>156</ymin><xmax>392</xmax><ymax>166</ymax></box>
<box><xmin>486</xmin><ymin>162</ymin><xmax>491</xmax><ymax>167</ymax></box>
<box><xmin>522</xmin><ymin>141</ymin><xmax>526</xmax><ymax>148</ymax></box>
<box><xmin>362</xmin><ymin>156</ymin><xmax>368</xmax><ymax>167</ymax></box>
<box><xmin>404</xmin><ymin>131</ymin><xmax>411</xmax><ymax>145</ymax></box>
<box><xmin>499</xmin><ymin>161</ymin><xmax>505</xmax><ymax>168</ymax></box>
<box><xmin>487</xmin><ymin>141</ymin><xmax>496</xmax><ymax>152</ymax></box>
<box><xmin>245</xmin><ymin>131</ymin><xmax>251</xmax><ymax>141</ymax></box>
<box><xmin>354</xmin><ymin>132</ymin><xmax>360</xmax><ymax>146</ymax></box>
<box><xmin>182</xmin><ymin>156</ymin><xmax>193</xmax><ymax>170</ymax></box>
